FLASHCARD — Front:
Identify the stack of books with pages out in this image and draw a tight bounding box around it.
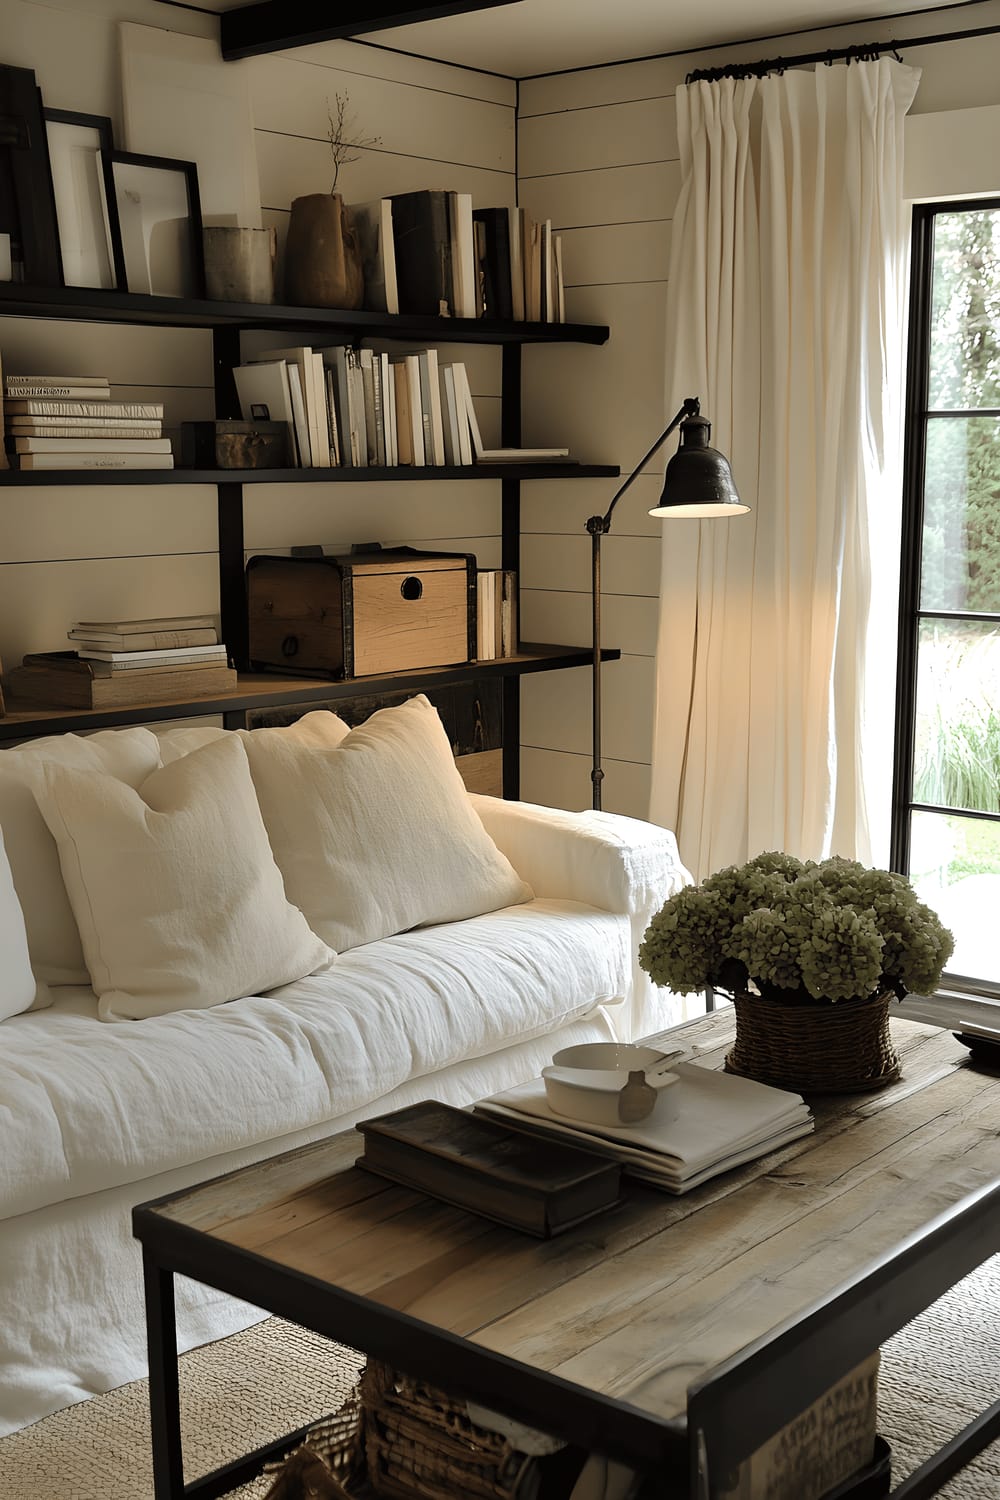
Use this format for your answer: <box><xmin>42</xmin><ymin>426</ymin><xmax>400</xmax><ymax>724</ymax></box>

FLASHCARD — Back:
<box><xmin>3</xmin><ymin>373</ymin><xmax>171</xmax><ymax>471</ymax></box>
<box><xmin>475</xmin><ymin>1061</ymin><xmax>814</xmax><ymax>1195</ymax></box>
<box><xmin>7</xmin><ymin>615</ymin><xmax>235</xmax><ymax>709</ymax></box>
<box><xmin>476</xmin><ymin>568</ymin><xmax>517</xmax><ymax>659</ymax></box>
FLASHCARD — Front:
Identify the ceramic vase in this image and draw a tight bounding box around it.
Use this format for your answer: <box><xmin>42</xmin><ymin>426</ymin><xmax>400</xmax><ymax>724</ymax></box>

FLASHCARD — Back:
<box><xmin>284</xmin><ymin>193</ymin><xmax>363</xmax><ymax>309</ymax></box>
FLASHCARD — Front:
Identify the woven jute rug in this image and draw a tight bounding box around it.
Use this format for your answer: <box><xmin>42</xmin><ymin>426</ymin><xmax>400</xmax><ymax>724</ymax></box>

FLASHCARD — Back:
<box><xmin>0</xmin><ymin>1255</ymin><xmax>997</xmax><ymax>1499</ymax></box>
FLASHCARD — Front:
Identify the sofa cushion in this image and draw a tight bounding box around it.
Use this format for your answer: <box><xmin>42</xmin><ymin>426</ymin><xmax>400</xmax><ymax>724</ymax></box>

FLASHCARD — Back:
<box><xmin>0</xmin><ymin>897</ymin><xmax>629</xmax><ymax>1221</ymax></box>
<box><xmin>240</xmin><ymin>694</ymin><xmax>532</xmax><ymax>951</ymax></box>
<box><xmin>0</xmin><ymin>727</ymin><xmax>162</xmax><ymax>985</ymax></box>
<box><xmin>33</xmin><ymin>735</ymin><xmax>335</xmax><ymax>1021</ymax></box>
<box><xmin>0</xmin><ymin>827</ymin><xmax>47</xmax><ymax>1020</ymax></box>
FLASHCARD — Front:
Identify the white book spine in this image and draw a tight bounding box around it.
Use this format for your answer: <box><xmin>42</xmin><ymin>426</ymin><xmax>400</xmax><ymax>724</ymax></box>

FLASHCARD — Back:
<box><xmin>78</xmin><ymin>642</ymin><xmax>228</xmax><ymax>663</ymax></box>
<box><xmin>3</xmin><ymin>385</ymin><xmax>111</xmax><ymax>399</ymax></box>
<box><xmin>10</xmin><ymin>425</ymin><xmax>162</xmax><ymax>439</ymax></box>
<box><xmin>3</xmin><ymin>400</ymin><xmax>163</xmax><ymax>418</ymax></box>
<box><xmin>17</xmin><ymin>453</ymin><xmax>174</xmax><ymax>470</ymax></box>
<box><xmin>6</xmin><ymin>375</ymin><xmax>109</xmax><ymax>387</ymax></box>
<box><xmin>14</xmin><ymin>437</ymin><xmax>172</xmax><ymax>453</ymax></box>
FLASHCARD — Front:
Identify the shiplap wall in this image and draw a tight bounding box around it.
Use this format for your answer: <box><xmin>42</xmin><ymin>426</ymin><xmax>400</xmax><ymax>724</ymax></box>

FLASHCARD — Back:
<box><xmin>0</xmin><ymin>0</ymin><xmax>516</xmax><ymax>723</ymax></box>
<box><xmin>6</xmin><ymin>0</ymin><xmax>1000</xmax><ymax>805</ymax></box>
<box><xmin>516</xmin><ymin>1</ymin><xmax>1000</xmax><ymax>819</ymax></box>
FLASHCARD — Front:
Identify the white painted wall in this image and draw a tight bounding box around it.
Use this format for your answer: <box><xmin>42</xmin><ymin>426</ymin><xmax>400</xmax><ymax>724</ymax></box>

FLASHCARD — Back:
<box><xmin>516</xmin><ymin>1</ymin><xmax>1000</xmax><ymax>820</ymax></box>
<box><xmin>0</xmin><ymin>0</ymin><xmax>515</xmax><ymax>708</ymax></box>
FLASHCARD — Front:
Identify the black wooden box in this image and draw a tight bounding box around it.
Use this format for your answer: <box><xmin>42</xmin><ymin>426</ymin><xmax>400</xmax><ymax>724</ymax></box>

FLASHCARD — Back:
<box><xmin>246</xmin><ymin>546</ymin><xmax>477</xmax><ymax>678</ymax></box>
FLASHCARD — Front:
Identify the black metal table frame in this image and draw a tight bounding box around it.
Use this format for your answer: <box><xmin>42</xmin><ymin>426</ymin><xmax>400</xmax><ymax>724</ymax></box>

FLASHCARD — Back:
<box><xmin>134</xmin><ymin>1173</ymin><xmax>1000</xmax><ymax>1500</ymax></box>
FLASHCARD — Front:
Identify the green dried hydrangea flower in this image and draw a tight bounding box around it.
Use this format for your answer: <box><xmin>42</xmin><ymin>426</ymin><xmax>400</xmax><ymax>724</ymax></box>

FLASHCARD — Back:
<box><xmin>639</xmin><ymin>849</ymin><xmax>954</xmax><ymax>1004</ymax></box>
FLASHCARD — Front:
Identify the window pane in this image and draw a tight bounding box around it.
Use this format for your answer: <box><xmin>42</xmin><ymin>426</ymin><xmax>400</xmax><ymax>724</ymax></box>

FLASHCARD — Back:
<box><xmin>913</xmin><ymin>619</ymin><xmax>1000</xmax><ymax>813</ymax></box>
<box><xmin>920</xmin><ymin>416</ymin><xmax>1000</xmax><ymax>611</ymax></box>
<box><xmin>910</xmin><ymin>810</ymin><xmax>1000</xmax><ymax>981</ymax></box>
<box><xmin>929</xmin><ymin>210</ymin><xmax>1000</xmax><ymax>410</ymax></box>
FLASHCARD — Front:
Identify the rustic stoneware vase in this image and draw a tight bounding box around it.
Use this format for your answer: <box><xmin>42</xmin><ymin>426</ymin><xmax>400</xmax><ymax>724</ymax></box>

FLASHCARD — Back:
<box><xmin>202</xmin><ymin>226</ymin><xmax>276</xmax><ymax>304</ymax></box>
<box><xmin>284</xmin><ymin>193</ymin><xmax>363</xmax><ymax>309</ymax></box>
<box><xmin>724</xmin><ymin>990</ymin><xmax>901</xmax><ymax>1094</ymax></box>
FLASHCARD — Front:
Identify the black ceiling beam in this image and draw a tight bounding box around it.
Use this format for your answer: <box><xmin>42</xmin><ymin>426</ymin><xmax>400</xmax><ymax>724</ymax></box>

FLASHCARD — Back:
<box><xmin>219</xmin><ymin>1</ymin><xmax>521</xmax><ymax>61</ymax></box>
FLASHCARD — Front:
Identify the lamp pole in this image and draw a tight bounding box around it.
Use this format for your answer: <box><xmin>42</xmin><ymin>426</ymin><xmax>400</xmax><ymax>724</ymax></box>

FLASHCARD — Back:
<box><xmin>586</xmin><ymin>397</ymin><xmax>701</xmax><ymax>812</ymax></box>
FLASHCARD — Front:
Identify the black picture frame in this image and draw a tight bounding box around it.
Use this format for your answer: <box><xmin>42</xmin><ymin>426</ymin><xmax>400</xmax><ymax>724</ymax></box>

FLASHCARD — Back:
<box><xmin>0</xmin><ymin>64</ymin><xmax>63</xmax><ymax>286</ymax></box>
<box><xmin>101</xmin><ymin>149</ymin><xmax>204</xmax><ymax>299</ymax></box>
<box><xmin>43</xmin><ymin>109</ymin><xmax>120</xmax><ymax>290</ymax></box>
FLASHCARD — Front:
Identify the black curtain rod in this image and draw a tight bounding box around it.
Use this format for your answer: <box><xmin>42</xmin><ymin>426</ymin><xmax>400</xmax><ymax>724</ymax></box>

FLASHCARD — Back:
<box><xmin>686</xmin><ymin>19</ymin><xmax>1000</xmax><ymax>83</ymax></box>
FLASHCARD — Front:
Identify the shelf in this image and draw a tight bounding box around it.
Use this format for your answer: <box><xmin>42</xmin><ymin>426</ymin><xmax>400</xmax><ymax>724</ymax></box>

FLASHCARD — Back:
<box><xmin>0</xmin><ymin>643</ymin><xmax>620</xmax><ymax>742</ymax></box>
<box><xmin>0</xmin><ymin>283</ymin><xmax>610</xmax><ymax>344</ymax></box>
<box><xmin>0</xmin><ymin>462</ymin><xmax>620</xmax><ymax>486</ymax></box>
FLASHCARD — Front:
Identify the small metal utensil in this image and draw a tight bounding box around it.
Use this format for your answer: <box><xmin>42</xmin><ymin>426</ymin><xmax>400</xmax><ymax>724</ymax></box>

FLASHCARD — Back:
<box><xmin>617</xmin><ymin>1069</ymin><xmax>656</xmax><ymax>1123</ymax></box>
<box><xmin>616</xmin><ymin>1057</ymin><xmax>682</xmax><ymax>1124</ymax></box>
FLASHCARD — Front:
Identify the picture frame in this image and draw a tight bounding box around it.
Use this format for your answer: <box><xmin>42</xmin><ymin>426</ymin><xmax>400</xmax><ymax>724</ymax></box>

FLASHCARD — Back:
<box><xmin>101</xmin><ymin>150</ymin><xmax>204</xmax><ymax>299</ymax></box>
<box><xmin>43</xmin><ymin>110</ymin><xmax>120</xmax><ymax>290</ymax></box>
<box><xmin>0</xmin><ymin>64</ymin><xmax>63</xmax><ymax>286</ymax></box>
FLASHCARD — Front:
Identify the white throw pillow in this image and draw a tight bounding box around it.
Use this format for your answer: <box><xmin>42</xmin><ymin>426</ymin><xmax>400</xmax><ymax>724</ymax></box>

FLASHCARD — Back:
<box><xmin>33</xmin><ymin>735</ymin><xmax>335</xmax><ymax>1021</ymax></box>
<box><xmin>0</xmin><ymin>727</ymin><xmax>162</xmax><ymax>985</ymax></box>
<box><xmin>240</xmin><ymin>693</ymin><xmax>532</xmax><ymax>952</ymax></box>
<box><xmin>0</xmin><ymin>826</ymin><xmax>48</xmax><ymax>1020</ymax></box>
<box><xmin>156</xmin><ymin>711</ymin><xmax>350</xmax><ymax>766</ymax></box>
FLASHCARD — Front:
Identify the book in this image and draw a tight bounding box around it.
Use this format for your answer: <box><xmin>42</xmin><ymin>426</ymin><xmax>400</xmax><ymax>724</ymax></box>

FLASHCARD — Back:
<box><xmin>71</xmin><ymin>614</ymin><xmax>216</xmax><ymax>634</ymax></box>
<box><xmin>2</xmin><ymin>400</ymin><xmax>164</xmax><ymax>419</ymax></box>
<box><xmin>356</xmin><ymin>1100</ymin><xmax>622</xmax><ymax>1237</ymax></box>
<box><xmin>233</xmin><ymin>362</ymin><xmax>298</xmax><ymax>464</ymax></box>
<box><xmin>5</xmin><ymin>375</ymin><xmax>108</xmax><ymax>389</ymax></box>
<box><xmin>554</xmin><ymin>234</ymin><xmax>566</xmax><ymax>323</ymax></box>
<box><xmin>451</xmin><ymin>362</ymin><xmax>569</xmax><ymax>462</ymax></box>
<box><xmin>394</xmin><ymin>354</ymin><xmax>425</xmax><ymax>466</ymax></box>
<box><xmin>12</xmin><ymin>437</ymin><xmax>172</xmax><ymax>454</ymax></box>
<box><xmin>472</xmin><ymin>208</ymin><xmax>514</xmax><ymax>321</ymax></box>
<box><xmin>417</xmin><ymin>348</ymin><xmax>445</xmax><ymax>465</ymax></box>
<box><xmin>16</xmin><ymin>453</ymin><xmax>175</xmax><ymax>470</ymax></box>
<box><xmin>69</xmin><ymin>655</ymin><xmax>229</xmax><ymax>677</ymax></box>
<box><xmin>246</xmin><ymin>348</ymin><xmax>326</xmax><ymax>468</ymax></box>
<box><xmin>379</xmin><ymin>351</ymin><xmax>398</xmax><ymax>466</ymax></box>
<box><xmin>447</xmin><ymin>190</ymin><xmax>477</xmax><ymax>319</ymax></box>
<box><xmin>476</xmin><ymin>1062</ymin><xmax>814</xmax><ymax>1196</ymax></box>
<box><xmin>74</xmin><ymin>642</ymin><xmax>228</xmax><ymax>664</ymax></box>
<box><xmin>441</xmin><ymin>363</ymin><xmax>473</xmax><ymax>465</ymax></box>
<box><xmin>9</xmin><ymin>423</ymin><xmax>163</xmax><ymax>440</ymax></box>
<box><xmin>392</xmin><ymin>360</ymin><xmax>414</xmax><ymax>466</ymax></box>
<box><xmin>9</xmin><ymin>654</ymin><xmax>238</xmax><ymax>709</ymax></box>
<box><xmin>359</xmin><ymin>348</ymin><xmax>380</xmax><ymax>465</ymax></box>
<box><xmin>390</xmin><ymin>189</ymin><xmax>453</xmax><ymax>317</ymax></box>
<box><xmin>67</xmin><ymin>626</ymin><xmax>218</xmax><ymax>651</ymax></box>
<box><xmin>348</xmin><ymin>198</ymin><xmax>399</xmax><ymax>315</ymax></box>
<box><xmin>522</xmin><ymin>213</ymin><xmax>541</xmax><ymax>322</ymax></box>
<box><xmin>500</xmin><ymin>567</ymin><xmax>518</xmax><ymax>657</ymax></box>
<box><xmin>3</xmin><ymin>384</ymin><xmax>110</xmax><ymax>400</ymax></box>
<box><xmin>439</xmin><ymin>363</ymin><xmax>463</xmax><ymax>466</ymax></box>
<box><xmin>477</xmin><ymin>569</ymin><xmax>497</xmax><ymax>659</ymax></box>
<box><xmin>321</xmin><ymin>347</ymin><xmax>356</xmax><ymax>468</ymax></box>
<box><xmin>508</xmin><ymin>206</ymin><xmax>525</xmax><ymax>321</ymax></box>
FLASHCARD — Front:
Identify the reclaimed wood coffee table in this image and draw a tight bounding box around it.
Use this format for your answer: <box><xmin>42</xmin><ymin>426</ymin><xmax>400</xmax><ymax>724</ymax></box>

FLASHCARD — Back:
<box><xmin>132</xmin><ymin>1013</ymin><xmax>1000</xmax><ymax>1500</ymax></box>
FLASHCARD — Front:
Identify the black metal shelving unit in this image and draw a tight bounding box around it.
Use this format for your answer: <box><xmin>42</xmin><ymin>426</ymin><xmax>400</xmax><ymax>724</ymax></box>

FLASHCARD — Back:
<box><xmin>0</xmin><ymin>284</ymin><xmax>618</xmax><ymax>793</ymax></box>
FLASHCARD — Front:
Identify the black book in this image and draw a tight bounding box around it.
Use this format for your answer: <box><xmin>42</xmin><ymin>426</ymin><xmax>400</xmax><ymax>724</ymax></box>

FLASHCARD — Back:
<box><xmin>390</xmin><ymin>190</ymin><xmax>454</xmax><ymax>317</ymax></box>
<box><xmin>472</xmin><ymin>208</ymin><xmax>513</xmax><ymax>321</ymax></box>
<box><xmin>356</xmin><ymin>1100</ymin><xmax>621</xmax><ymax>1237</ymax></box>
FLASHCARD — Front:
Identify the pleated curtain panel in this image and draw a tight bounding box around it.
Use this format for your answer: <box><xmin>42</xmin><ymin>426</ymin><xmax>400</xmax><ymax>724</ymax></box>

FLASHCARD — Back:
<box><xmin>649</xmin><ymin>58</ymin><xmax>920</xmax><ymax>880</ymax></box>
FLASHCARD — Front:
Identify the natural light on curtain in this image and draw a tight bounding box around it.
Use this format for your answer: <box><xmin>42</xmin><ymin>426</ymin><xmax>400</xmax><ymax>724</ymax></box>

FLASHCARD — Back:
<box><xmin>648</xmin><ymin>58</ymin><xmax>919</xmax><ymax>880</ymax></box>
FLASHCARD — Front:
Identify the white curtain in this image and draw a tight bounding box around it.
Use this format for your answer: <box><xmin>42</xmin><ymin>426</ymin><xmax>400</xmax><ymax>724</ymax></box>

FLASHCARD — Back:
<box><xmin>648</xmin><ymin>58</ymin><xmax>919</xmax><ymax>880</ymax></box>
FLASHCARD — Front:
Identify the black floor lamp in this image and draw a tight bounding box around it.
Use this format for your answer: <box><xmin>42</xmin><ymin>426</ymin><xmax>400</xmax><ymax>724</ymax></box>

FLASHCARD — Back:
<box><xmin>587</xmin><ymin>396</ymin><xmax>749</xmax><ymax>810</ymax></box>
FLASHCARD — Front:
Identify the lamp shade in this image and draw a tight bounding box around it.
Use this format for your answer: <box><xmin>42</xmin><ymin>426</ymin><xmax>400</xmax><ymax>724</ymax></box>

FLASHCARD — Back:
<box><xmin>649</xmin><ymin>413</ymin><xmax>749</xmax><ymax>517</ymax></box>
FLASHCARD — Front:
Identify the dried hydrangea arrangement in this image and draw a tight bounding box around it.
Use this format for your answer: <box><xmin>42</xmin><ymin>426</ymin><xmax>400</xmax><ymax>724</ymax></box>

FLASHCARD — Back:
<box><xmin>639</xmin><ymin>852</ymin><xmax>954</xmax><ymax>1005</ymax></box>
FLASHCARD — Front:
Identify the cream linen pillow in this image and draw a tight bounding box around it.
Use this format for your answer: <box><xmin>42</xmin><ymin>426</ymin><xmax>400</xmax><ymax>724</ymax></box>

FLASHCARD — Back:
<box><xmin>154</xmin><ymin>711</ymin><xmax>350</xmax><ymax>767</ymax></box>
<box><xmin>241</xmin><ymin>693</ymin><xmax>532</xmax><ymax>952</ymax></box>
<box><xmin>0</xmin><ymin>727</ymin><xmax>162</xmax><ymax>985</ymax></box>
<box><xmin>33</xmin><ymin>735</ymin><xmax>335</xmax><ymax>1021</ymax></box>
<box><xmin>0</xmin><ymin>826</ymin><xmax>49</xmax><ymax>1020</ymax></box>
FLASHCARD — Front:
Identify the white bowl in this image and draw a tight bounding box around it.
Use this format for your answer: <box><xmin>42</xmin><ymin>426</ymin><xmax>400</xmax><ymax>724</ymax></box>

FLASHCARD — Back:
<box><xmin>542</xmin><ymin>1042</ymin><xmax>682</xmax><ymax>1128</ymax></box>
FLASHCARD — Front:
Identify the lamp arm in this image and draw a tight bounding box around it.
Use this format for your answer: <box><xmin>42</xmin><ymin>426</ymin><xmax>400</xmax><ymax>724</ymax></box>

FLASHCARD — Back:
<box><xmin>593</xmin><ymin>395</ymin><xmax>700</xmax><ymax>533</ymax></box>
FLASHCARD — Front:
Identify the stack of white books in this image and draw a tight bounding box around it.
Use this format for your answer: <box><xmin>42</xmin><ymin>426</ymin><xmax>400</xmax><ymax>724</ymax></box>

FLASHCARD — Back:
<box><xmin>476</xmin><ymin>1061</ymin><xmax>814</xmax><ymax>1195</ymax></box>
<box><xmin>4</xmin><ymin>374</ymin><xmax>171</xmax><ymax>470</ymax></box>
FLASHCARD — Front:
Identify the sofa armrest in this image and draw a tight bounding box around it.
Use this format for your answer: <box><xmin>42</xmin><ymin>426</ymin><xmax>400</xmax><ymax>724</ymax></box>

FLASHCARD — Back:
<box><xmin>470</xmin><ymin>795</ymin><xmax>692</xmax><ymax>1041</ymax></box>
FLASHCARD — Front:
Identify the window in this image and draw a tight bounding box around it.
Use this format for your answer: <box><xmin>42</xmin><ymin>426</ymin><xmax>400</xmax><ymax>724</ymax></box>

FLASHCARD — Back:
<box><xmin>893</xmin><ymin>200</ymin><xmax>1000</xmax><ymax>995</ymax></box>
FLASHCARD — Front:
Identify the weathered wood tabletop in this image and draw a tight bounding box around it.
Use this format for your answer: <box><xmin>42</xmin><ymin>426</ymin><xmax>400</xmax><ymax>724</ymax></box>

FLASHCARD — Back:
<box><xmin>141</xmin><ymin>1013</ymin><xmax>1000</xmax><ymax>1488</ymax></box>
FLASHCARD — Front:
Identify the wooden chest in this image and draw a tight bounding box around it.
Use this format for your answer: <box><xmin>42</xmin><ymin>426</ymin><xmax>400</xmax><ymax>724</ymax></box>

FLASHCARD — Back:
<box><xmin>246</xmin><ymin>547</ymin><xmax>476</xmax><ymax>678</ymax></box>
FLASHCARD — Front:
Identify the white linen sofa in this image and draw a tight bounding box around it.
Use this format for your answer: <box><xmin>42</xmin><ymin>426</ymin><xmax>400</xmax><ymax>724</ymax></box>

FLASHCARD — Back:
<box><xmin>0</xmin><ymin>705</ymin><xmax>689</xmax><ymax>1436</ymax></box>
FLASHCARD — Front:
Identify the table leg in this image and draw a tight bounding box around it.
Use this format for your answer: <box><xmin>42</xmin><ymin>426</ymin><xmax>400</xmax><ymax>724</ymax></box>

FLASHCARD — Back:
<box><xmin>143</xmin><ymin>1248</ymin><xmax>185</xmax><ymax>1499</ymax></box>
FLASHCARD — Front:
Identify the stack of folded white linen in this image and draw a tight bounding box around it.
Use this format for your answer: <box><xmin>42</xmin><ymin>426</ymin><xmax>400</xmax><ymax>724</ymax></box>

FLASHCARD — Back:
<box><xmin>476</xmin><ymin>1060</ymin><xmax>813</xmax><ymax>1194</ymax></box>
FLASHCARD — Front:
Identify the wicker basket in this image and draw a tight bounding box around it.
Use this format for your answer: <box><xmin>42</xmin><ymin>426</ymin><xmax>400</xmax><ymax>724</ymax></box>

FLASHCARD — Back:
<box><xmin>361</xmin><ymin>1360</ymin><xmax>540</xmax><ymax>1500</ymax></box>
<box><xmin>724</xmin><ymin>991</ymin><xmax>901</xmax><ymax>1094</ymax></box>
